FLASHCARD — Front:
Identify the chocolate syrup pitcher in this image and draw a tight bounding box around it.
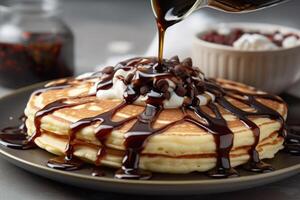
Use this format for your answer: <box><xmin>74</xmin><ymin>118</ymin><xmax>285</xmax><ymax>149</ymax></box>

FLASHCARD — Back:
<box><xmin>151</xmin><ymin>0</ymin><xmax>288</xmax><ymax>64</ymax></box>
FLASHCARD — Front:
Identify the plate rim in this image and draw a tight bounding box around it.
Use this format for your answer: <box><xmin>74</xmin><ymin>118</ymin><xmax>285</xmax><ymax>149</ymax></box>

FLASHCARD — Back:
<box><xmin>0</xmin><ymin>82</ymin><xmax>300</xmax><ymax>186</ymax></box>
<box><xmin>1</xmin><ymin>146</ymin><xmax>300</xmax><ymax>186</ymax></box>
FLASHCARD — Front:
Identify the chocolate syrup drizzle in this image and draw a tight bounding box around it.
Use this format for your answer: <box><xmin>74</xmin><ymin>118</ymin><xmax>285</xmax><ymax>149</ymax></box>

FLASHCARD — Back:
<box><xmin>0</xmin><ymin>56</ymin><xmax>289</xmax><ymax>180</ymax></box>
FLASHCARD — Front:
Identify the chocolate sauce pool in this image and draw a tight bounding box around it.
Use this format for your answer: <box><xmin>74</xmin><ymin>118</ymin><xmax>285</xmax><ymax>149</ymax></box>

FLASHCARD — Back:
<box><xmin>0</xmin><ymin>56</ymin><xmax>292</xmax><ymax>180</ymax></box>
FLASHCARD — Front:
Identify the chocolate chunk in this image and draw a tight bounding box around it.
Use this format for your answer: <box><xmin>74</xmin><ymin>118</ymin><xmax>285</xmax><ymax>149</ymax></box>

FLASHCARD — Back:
<box><xmin>182</xmin><ymin>57</ymin><xmax>192</xmax><ymax>67</ymax></box>
<box><xmin>156</xmin><ymin>79</ymin><xmax>169</xmax><ymax>93</ymax></box>
<box><xmin>140</xmin><ymin>86</ymin><xmax>149</xmax><ymax>95</ymax></box>
<box><xmin>175</xmin><ymin>85</ymin><xmax>186</xmax><ymax>97</ymax></box>
<box><xmin>102</xmin><ymin>66</ymin><xmax>114</xmax><ymax>74</ymax></box>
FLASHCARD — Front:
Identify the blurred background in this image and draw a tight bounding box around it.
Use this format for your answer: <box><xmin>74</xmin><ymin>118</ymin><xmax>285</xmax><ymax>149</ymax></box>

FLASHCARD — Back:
<box><xmin>57</xmin><ymin>0</ymin><xmax>300</xmax><ymax>73</ymax></box>
<box><xmin>0</xmin><ymin>0</ymin><xmax>299</xmax><ymax>90</ymax></box>
<box><xmin>2</xmin><ymin>0</ymin><xmax>299</xmax><ymax>72</ymax></box>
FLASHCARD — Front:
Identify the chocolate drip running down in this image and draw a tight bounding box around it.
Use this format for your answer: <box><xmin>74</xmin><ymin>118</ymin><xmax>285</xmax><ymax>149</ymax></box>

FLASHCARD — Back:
<box><xmin>0</xmin><ymin>56</ymin><xmax>288</xmax><ymax>180</ymax></box>
<box><xmin>151</xmin><ymin>0</ymin><xmax>198</xmax><ymax>65</ymax></box>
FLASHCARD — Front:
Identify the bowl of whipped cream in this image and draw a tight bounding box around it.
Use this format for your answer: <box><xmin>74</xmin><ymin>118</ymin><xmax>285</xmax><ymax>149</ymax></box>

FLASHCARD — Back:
<box><xmin>192</xmin><ymin>23</ymin><xmax>300</xmax><ymax>94</ymax></box>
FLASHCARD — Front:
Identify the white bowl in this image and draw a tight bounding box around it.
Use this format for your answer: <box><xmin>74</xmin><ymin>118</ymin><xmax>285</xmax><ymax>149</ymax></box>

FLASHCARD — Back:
<box><xmin>192</xmin><ymin>23</ymin><xmax>300</xmax><ymax>94</ymax></box>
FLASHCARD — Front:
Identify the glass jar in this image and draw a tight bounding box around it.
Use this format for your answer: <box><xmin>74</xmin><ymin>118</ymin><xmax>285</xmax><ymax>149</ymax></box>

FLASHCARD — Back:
<box><xmin>0</xmin><ymin>0</ymin><xmax>74</xmax><ymax>88</ymax></box>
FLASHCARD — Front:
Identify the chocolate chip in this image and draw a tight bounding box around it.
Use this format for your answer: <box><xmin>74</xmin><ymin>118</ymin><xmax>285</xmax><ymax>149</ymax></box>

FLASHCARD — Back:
<box><xmin>156</xmin><ymin>79</ymin><xmax>169</xmax><ymax>93</ymax></box>
<box><xmin>140</xmin><ymin>86</ymin><xmax>149</xmax><ymax>95</ymax></box>
<box><xmin>102</xmin><ymin>66</ymin><xmax>114</xmax><ymax>74</ymax></box>
<box><xmin>174</xmin><ymin>64</ymin><xmax>188</xmax><ymax>77</ymax></box>
<box><xmin>170</xmin><ymin>56</ymin><xmax>180</xmax><ymax>64</ymax></box>
<box><xmin>196</xmin><ymin>81</ymin><xmax>205</xmax><ymax>93</ymax></box>
<box><xmin>175</xmin><ymin>85</ymin><xmax>186</xmax><ymax>97</ymax></box>
<box><xmin>191</xmin><ymin>69</ymin><xmax>199</xmax><ymax>77</ymax></box>
<box><xmin>182</xmin><ymin>57</ymin><xmax>192</xmax><ymax>67</ymax></box>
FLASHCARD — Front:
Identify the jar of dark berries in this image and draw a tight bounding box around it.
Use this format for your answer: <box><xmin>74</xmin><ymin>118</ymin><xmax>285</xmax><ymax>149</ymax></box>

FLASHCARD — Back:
<box><xmin>0</xmin><ymin>0</ymin><xmax>74</xmax><ymax>88</ymax></box>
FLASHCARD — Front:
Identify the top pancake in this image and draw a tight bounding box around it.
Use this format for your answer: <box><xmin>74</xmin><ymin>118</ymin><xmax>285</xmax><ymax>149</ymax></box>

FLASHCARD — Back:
<box><xmin>24</xmin><ymin>77</ymin><xmax>287</xmax><ymax>157</ymax></box>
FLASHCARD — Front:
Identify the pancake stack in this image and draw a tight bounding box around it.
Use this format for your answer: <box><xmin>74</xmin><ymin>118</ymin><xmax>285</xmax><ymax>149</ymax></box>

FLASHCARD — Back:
<box><xmin>22</xmin><ymin>57</ymin><xmax>287</xmax><ymax>179</ymax></box>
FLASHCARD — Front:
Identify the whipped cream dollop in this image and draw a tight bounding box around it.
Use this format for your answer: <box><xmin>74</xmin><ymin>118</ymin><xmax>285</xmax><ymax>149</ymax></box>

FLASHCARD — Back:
<box><xmin>83</xmin><ymin>58</ymin><xmax>215</xmax><ymax>109</ymax></box>
<box><xmin>95</xmin><ymin>69</ymin><xmax>184</xmax><ymax>108</ymax></box>
<box><xmin>282</xmin><ymin>35</ymin><xmax>300</xmax><ymax>48</ymax></box>
<box><xmin>202</xmin><ymin>26</ymin><xmax>300</xmax><ymax>50</ymax></box>
<box><xmin>233</xmin><ymin>33</ymin><xmax>279</xmax><ymax>51</ymax></box>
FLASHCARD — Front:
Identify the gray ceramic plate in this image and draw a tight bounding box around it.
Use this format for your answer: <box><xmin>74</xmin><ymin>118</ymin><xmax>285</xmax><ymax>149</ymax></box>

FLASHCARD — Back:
<box><xmin>0</xmin><ymin>83</ymin><xmax>299</xmax><ymax>195</ymax></box>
